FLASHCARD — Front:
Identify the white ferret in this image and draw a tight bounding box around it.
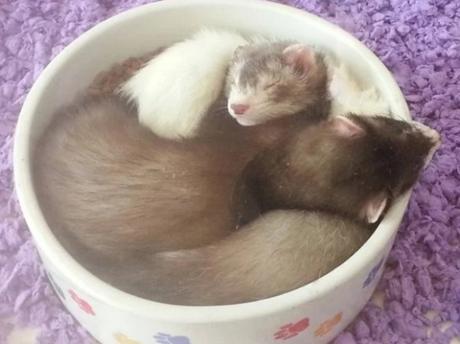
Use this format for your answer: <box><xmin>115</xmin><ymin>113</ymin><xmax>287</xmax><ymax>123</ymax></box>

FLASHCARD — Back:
<box><xmin>326</xmin><ymin>54</ymin><xmax>391</xmax><ymax>117</ymax></box>
<box><xmin>121</xmin><ymin>28</ymin><xmax>248</xmax><ymax>139</ymax></box>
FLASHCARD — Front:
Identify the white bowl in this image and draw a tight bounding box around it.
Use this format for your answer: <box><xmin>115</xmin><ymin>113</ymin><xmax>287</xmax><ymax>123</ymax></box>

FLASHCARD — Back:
<box><xmin>14</xmin><ymin>1</ymin><xmax>411</xmax><ymax>343</ymax></box>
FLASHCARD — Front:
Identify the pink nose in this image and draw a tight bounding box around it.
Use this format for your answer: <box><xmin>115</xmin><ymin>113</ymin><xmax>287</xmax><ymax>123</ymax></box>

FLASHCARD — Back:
<box><xmin>230</xmin><ymin>103</ymin><xmax>249</xmax><ymax>115</ymax></box>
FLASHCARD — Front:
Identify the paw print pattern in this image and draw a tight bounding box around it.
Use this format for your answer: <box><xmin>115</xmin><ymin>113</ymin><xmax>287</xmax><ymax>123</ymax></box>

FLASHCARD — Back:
<box><xmin>274</xmin><ymin>317</ymin><xmax>310</xmax><ymax>340</ymax></box>
<box><xmin>46</xmin><ymin>272</ymin><xmax>65</xmax><ymax>300</ymax></box>
<box><xmin>114</xmin><ymin>333</ymin><xmax>141</xmax><ymax>344</ymax></box>
<box><xmin>68</xmin><ymin>289</ymin><xmax>95</xmax><ymax>315</ymax></box>
<box><xmin>314</xmin><ymin>312</ymin><xmax>342</xmax><ymax>337</ymax></box>
<box><xmin>154</xmin><ymin>332</ymin><xmax>191</xmax><ymax>344</ymax></box>
<box><xmin>363</xmin><ymin>258</ymin><xmax>384</xmax><ymax>288</ymax></box>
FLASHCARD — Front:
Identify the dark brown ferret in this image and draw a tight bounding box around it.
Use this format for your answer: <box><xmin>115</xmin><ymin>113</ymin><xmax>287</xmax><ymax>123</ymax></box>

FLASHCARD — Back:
<box><xmin>33</xmin><ymin>96</ymin><xmax>440</xmax><ymax>297</ymax></box>
<box><xmin>33</xmin><ymin>94</ymin><xmax>326</xmax><ymax>267</ymax></box>
<box><xmin>235</xmin><ymin>114</ymin><xmax>441</xmax><ymax>225</ymax></box>
<box><xmin>33</xmin><ymin>96</ymin><xmax>254</xmax><ymax>265</ymax></box>
<box><xmin>95</xmin><ymin>115</ymin><xmax>440</xmax><ymax>305</ymax></box>
<box><xmin>101</xmin><ymin>209</ymin><xmax>371</xmax><ymax>305</ymax></box>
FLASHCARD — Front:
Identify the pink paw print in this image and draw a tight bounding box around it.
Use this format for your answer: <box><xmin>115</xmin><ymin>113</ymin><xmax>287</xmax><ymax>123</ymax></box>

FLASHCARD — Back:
<box><xmin>69</xmin><ymin>289</ymin><xmax>95</xmax><ymax>315</ymax></box>
<box><xmin>274</xmin><ymin>317</ymin><xmax>310</xmax><ymax>340</ymax></box>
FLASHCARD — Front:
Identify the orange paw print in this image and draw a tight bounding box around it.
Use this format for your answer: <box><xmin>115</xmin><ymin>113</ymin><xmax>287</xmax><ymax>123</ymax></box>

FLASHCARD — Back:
<box><xmin>114</xmin><ymin>333</ymin><xmax>141</xmax><ymax>344</ymax></box>
<box><xmin>68</xmin><ymin>289</ymin><xmax>95</xmax><ymax>315</ymax></box>
<box><xmin>274</xmin><ymin>317</ymin><xmax>310</xmax><ymax>340</ymax></box>
<box><xmin>314</xmin><ymin>312</ymin><xmax>342</xmax><ymax>337</ymax></box>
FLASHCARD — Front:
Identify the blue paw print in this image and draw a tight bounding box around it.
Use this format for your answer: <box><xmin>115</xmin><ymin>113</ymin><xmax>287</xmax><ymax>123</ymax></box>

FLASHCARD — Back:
<box><xmin>363</xmin><ymin>258</ymin><xmax>384</xmax><ymax>288</ymax></box>
<box><xmin>154</xmin><ymin>332</ymin><xmax>191</xmax><ymax>344</ymax></box>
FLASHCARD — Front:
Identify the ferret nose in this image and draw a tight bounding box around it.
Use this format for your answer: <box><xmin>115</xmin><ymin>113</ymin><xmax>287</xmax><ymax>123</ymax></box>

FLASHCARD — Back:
<box><xmin>231</xmin><ymin>104</ymin><xmax>249</xmax><ymax>115</ymax></box>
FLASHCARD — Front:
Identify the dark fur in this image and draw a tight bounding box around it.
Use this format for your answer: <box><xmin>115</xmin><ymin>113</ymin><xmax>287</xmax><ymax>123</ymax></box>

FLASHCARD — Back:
<box><xmin>236</xmin><ymin>114</ymin><xmax>437</xmax><ymax>225</ymax></box>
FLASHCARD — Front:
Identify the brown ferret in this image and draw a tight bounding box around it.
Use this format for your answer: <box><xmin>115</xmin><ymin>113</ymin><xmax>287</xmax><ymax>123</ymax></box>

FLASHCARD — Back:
<box><xmin>234</xmin><ymin>114</ymin><xmax>441</xmax><ymax>226</ymax></box>
<box><xmin>33</xmin><ymin>97</ymin><xmax>439</xmax><ymax>304</ymax></box>
<box><xmin>100</xmin><ymin>209</ymin><xmax>370</xmax><ymax>305</ymax></box>
<box><xmin>33</xmin><ymin>96</ymin><xmax>253</xmax><ymax>266</ymax></box>
<box><xmin>93</xmin><ymin>115</ymin><xmax>440</xmax><ymax>305</ymax></box>
<box><xmin>33</xmin><ymin>93</ymin><xmax>327</xmax><ymax>268</ymax></box>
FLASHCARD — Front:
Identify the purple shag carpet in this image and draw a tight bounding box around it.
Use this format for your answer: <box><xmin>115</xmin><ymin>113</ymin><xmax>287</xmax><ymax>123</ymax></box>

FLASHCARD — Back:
<box><xmin>1</xmin><ymin>0</ymin><xmax>459</xmax><ymax>343</ymax></box>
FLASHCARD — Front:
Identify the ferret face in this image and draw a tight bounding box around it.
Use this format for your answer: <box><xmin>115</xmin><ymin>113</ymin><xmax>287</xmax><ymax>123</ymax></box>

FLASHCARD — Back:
<box><xmin>300</xmin><ymin>115</ymin><xmax>441</xmax><ymax>222</ymax></box>
<box><xmin>356</xmin><ymin>115</ymin><xmax>441</xmax><ymax>196</ymax></box>
<box><xmin>249</xmin><ymin>114</ymin><xmax>441</xmax><ymax>224</ymax></box>
<box><xmin>226</xmin><ymin>42</ymin><xmax>328</xmax><ymax>126</ymax></box>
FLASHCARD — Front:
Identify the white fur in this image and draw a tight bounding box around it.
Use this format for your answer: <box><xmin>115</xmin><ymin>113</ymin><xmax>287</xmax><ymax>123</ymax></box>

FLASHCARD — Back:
<box><xmin>327</xmin><ymin>57</ymin><xmax>391</xmax><ymax>117</ymax></box>
<box><xmin>412</xmin><ymin>121</ymin><xmax>441</xmax><ymax>167</ymax></box>
<box><xmin>121</xmin><ymin>28</ymin><xmax>248</xmax><ymax>139</ymax></box>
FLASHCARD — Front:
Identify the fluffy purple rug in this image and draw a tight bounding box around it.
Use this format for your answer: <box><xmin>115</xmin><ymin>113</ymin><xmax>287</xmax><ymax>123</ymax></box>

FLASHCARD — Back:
<box><xmin>1</xmin><ymin>0</ymin><xmax>458</xmax><ymax>343</ymax></box>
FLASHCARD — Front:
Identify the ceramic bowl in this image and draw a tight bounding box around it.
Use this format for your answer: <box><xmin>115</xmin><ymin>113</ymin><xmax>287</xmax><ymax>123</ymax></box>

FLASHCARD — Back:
<box><xmin>14</xmin><ymin>1</ymin><xmax>410</xmax><ymax>343</ymax></box>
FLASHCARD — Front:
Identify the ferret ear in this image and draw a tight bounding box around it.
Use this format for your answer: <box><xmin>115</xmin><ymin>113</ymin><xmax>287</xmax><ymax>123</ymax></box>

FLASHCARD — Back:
<box><xmin>282</xmin><ymin>44</ymin><xmax>315</xmax><ymax>75</ymax></box>
<box><xmin>329</xmin><ymin>115</ymin><xmax>365</xmax><ymax>138</ymax></box>
<box><xmin>361</xmin><ymin>192</ymin><xmax>388</xmax><ymax>224</ymax></box>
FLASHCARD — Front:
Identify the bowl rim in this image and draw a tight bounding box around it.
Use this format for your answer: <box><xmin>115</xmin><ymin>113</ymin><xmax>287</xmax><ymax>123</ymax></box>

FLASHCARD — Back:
<box><xmin>13</xmin><ymin>0</ymin><xmax>411</xmax><ymax>323</ymax></box>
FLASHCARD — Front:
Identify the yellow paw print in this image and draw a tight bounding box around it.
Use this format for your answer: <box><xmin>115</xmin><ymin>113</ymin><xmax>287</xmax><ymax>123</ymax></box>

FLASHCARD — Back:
<box><xmin>314</xmin><ymin>312</ymin><xmax>343</xmax><ymax>337</ymax></box>
<box><xmin>114</xmin><ymin>333</ymin><xmax>141</xmax><ymax>344</ymax></box>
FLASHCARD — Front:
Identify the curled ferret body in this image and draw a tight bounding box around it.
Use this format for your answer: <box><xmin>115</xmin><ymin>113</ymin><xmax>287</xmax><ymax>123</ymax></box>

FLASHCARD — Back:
<box><xmin>33</xmin><ymin>96</ymin><xmax>254</xmax><ymax>264</ymax></box>
<box><xmin>33</xmin><ymin>93</ymin><xmax>328</xmax><ymax>269</ymax></box>
<box><xmin>88</xmin><ymin>114</ymin><xmax>439</xmax><ymax>305</ymax></box>
<box><xmin>100</xmin><ymin>116</ymin><xmax>440</xmax><ymax>305</ymax></box>
<box><xmin>99</xmin><ymin>209</ymin><xmax>370</xmax><ymax>305</ymax></box>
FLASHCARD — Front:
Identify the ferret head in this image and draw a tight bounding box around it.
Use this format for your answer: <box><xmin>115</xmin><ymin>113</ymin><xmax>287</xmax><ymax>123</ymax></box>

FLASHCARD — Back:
<box><xmin>226</xmin><ymin>42</ymin><xmax>329</xmax><ymax>126</ymax></box>
<box><xmin>244</xmin><ymin>115</ymin><xmax>441</xmax><ymax>224</ymax></box>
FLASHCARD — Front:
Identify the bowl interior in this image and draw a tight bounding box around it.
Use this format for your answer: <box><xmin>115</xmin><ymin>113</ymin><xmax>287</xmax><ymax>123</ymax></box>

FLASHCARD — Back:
<box><xmin>14</xmin><ymin>0</ymin><xmax>410</xmax><ymax>321</ymax></box>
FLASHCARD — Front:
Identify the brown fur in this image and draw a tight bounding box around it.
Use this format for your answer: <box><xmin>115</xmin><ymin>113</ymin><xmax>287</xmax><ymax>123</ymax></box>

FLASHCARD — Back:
<box><xmin>33</xmin><ymin>97</ymin><xmax>438</xmax><ymax>305</ymax></box>
<box><xmin>93</xmin><ymin>115</ymin><xmax>438</xmax><ymax>305</ymax></box>
<box><xmin>33</xmin><ymin>95</ymin><xmax>324</xmax><ymax>267</ymax></box>
<box><xmin>237</xmin><ymin>114</ymin><xmax>438</xmax><ymax>225</ymax></box>
<box><xmin>33</xmin><ymin>96</ymin><xmax>254</xmax><ymax>264</ymax></box>
<box><xmin>96</xmin><ymin>210</ymin><xmax>371</xmax><ymax>305</ymax></box>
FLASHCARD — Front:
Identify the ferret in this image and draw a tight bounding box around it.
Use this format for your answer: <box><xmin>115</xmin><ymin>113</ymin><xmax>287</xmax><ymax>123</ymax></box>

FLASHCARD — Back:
<box><xmin>120</xmin><ymin>28</ymin><xmax>248</xmax><ymax>140</ymax></box>
<box><xmin>40</xmin><ymin>104</ymin><xmax>440</xmax><ymax>304</ymax></box>
<box><xmin>225</xmin><ymin>42</ymin><xmax>330</xmax><ymax>126</ymax></box>
<box><xmin>122</xmin><ymin>29</ymin><xmax>330</xmax><ymax>139</ymax></box>
<box><xmin>97</xmin><ymin>114</ymin><xmax>440</xmax><ymax>305</ymax></box>
<box><xmin>99</xmin><ymin>209</ymin><xmax>371</xmax><ymax>305</ymax></box>
<box><xmin>33</xmin><ymin>96</ymin><xmax>255</xmax><ymax>265</ymax></box>
<box><xmin>33</xmin><ymin>95</ymin><xmax>324</xmax><ymax>267</ymax></box>
<box><xmin>236</xmin><ymin>114</ymin><xmax>441</xmax><ymax>225</ymax></box>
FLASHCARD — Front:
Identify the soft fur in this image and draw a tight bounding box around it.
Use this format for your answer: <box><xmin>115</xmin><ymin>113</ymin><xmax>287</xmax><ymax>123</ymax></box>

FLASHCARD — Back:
<box><xmin>121</xmin><ymin>28</ymin><xmax>248</xmax><ymax>139</ymax></box>
<box><xmin>98</xmin><ymin>210</ymin><xmax>371</xmax><ymax>305</ymax></box>
<box><xmin>33</xmin><ymin>97</ymin><xmax>439</xmax><ymax>306</ymax></box>
<box><xmin>226</xmin><ymin>41</ymin><xmax>330</xmax><ymax>125</ymax></box>
<box><xmin>238</xmin><ymin>115</ymin><xmax>440</xmax><ymax>225</ymax></box>
<box><xmin>33</xmin><ymin>96</ymin><xmax>253</xmax><ymax>264</ymax></box>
